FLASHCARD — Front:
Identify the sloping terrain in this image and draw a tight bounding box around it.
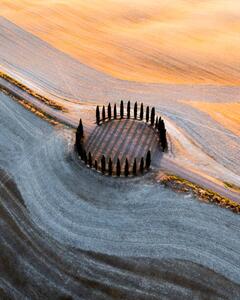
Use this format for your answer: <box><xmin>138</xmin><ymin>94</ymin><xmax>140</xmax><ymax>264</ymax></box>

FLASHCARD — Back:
<box><xmin>0</xmin><ymin>17</ymin><xmax>239</xmax><ymax>185</ymax></box>
<box><xmin>1</xmin><ymin>0</ymin><xmax>240</xmax><ymax>85</ymax></box>
<box><xmin>1</xmin><ymin>90</ymin><xmax>240</xmax><ymax>299</ymax></box>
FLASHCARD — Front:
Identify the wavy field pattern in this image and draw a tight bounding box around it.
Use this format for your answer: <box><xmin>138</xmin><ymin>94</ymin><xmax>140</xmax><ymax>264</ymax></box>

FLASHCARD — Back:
<box><xmin>0</xmin><ymin>1</ymin><xmax>240</xmax><ymax>298</ymax></box>
<box><xmin>1</xmin><ymin>0</ymin><xmax>240</xmax><ymax>84</ymax></box>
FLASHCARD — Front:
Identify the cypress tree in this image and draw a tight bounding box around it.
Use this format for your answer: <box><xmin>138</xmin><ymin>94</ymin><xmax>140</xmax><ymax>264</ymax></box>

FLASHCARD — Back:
<box><xmin>116</xmin><ymin>158</ymin><xmax>121</xmax><ymax>176</ymax></box>
<box><xmin>160</xmin><ymin>128</ymin><xmax>167</xmax><ymax>152</ymax></box>
<box><xmin>96</xmin><ymin>106</ymin><xmax>100</xmax><ymax>125</ymax></box>
<box><xmin>108</xmin><ymin>157</ymin><xmax>113</xmax><ymax>176</ymax></box>
<box><xmin>127</xmin><ymin>101</ymin><xmax>131</xmax><ymax>118</ymax></box>
<box><xmin>83</xmin><ymin>150</ymin><xmax>87</xmax><ymax>164</ymax></box>
<box><xmin>102</xmin><ymin>105</ymin><xmax>106</xmax><ymax>122</ymax></box>
<box><xmin>114</xmin><ymin>103</ymin><xmax>117</xmax><ymax>119</ymax></box>
<box><xmin>162</xmin><ymin>132</ymin><xmax>167</xmax><ymax>152</ymax></box>
<box><xmin>108</xmin><ymin>103</ymin><xmax>112</xmax><ymax>120</ymax></box>
<box><xmin>146</xmin><ymin>106</ymin><xmax>149</xmax><ymax>122</ymax></box>
<box><xmin>150</xmin><ymin>107</ymin><xmax>155</xmax><ymax>126</ymax></box>
<box><xmin>76</xmin><ymin>140</ymin><xmax>83</xmax><ymax>157</ymax></box>
<box><xmin>120</xmin><ymin>100</ymin><xmax>124</xmax><ymax>118</ymax></box>
<box><xmin>76</xmin><ymin>119</ymin><xmax>84</xmax><ymax>139</ymax></box>
<box><xmin>88</xmin><ymin>152</ymin><xmax>92</xmax><ymax>168</ymax></box>
<box><xmin>140</xmin><ymin>103</ymin><xmax>144</xmax><ymax>120</ymax></box>
<box><xmin>94</xmin><ymin>160</ymin><xmax>98</xmax><ymax>171</ymax></box>
<box><xmin>146</xmin><ymin>150</ymin><xmax>151</xmax><ymax>170</ymax></box>
<box><xmin>124</xmin><ymin>158</ymin><xmax>129</xmax><ymax>177</ymax></box>
<box><xmin>134</xmin><ymin>102</ymin><xmax>137</xmax><ymax>119</ymax></box>
<box><xmin>133</xmin><ymin>158</ymin><xmax>137</xmax><ymax>175</ymax></box>
<box><xmin>101</xmin><ymin>155</ymin><xmax>106</xmax><ymax>174</ymax></box>
<box><xmin>155</xmin><ymin>116</ymin><xmax>159</xmax><ymax>129</ymax></box>
<box><xmin>158</xmin><ymin>119</ymin><xmax>162</xmax><ymax>132</ymax></box>
<box><xmin>140</xmin><ymin>157</ymin><xmax>144</xmax><ymax>173</ymax></box>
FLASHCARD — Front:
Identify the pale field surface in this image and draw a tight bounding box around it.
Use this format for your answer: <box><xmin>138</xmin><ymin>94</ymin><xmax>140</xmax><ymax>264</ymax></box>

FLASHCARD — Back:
<box><xmin>0</xmin><ymin>17</ymin><xmax>239</xmax><ymax>186</ymax></box>
<box><xmin>1</xmin><ymin>0</ymin><xmax>240</xmax><ymax>84</ymax></box>
<box><xmin>1</xmin><ymin>91</ymin><xmax>240</xmax><ymax>299</ymax></box>
<box><xmin>183</xmin><ymin>101</ymin><xmax>240</xmax><ymax>136</ymax></box>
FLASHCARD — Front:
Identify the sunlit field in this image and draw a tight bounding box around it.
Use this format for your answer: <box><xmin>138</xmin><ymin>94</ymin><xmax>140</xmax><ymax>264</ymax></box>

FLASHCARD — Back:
<box><xmin>184</xmin><ymin>102</ymin><xmax>240</xmax><ymax>136</ymax></box>
<box><xmin>2</xmin><ymin>0</ymin><xmax>240</xmax><ymax>84</ymax></box>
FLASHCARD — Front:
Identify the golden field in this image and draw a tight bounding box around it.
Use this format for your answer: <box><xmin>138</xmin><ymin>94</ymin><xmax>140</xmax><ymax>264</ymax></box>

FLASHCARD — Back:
<box><xmin>184</xmin><ymin>102</ymin><xmax>240</xmax><ymax>136</ymax></box>
<box><xmin>1</xmin><ymin>0</ymin><xmax>240</xmax><ymax>84</ymax></box>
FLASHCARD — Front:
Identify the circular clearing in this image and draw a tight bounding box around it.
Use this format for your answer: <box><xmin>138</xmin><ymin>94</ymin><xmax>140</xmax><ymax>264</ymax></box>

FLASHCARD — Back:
<box><xmin>85</xmin><ymin>118</ymin><xmax>160</xmax><ymax>168</ymax></box>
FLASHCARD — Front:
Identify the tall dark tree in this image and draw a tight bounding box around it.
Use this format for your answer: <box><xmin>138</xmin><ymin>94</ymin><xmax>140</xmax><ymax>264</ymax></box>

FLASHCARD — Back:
<box><xmin>161</xmin><ymin>130</ymin><xmax>167</xmax><ymax>152</ymax></box>
<box><xmin>83</xmin><ymin>150</ymin><xmax>87</xmax><ymax>164</ymax></box>
<box><xmin>120</xmin><ymin>100</ymin><xmax>124</xmax><ymax>118</ymax></box>
<box><xmin>146</xmin><ymin>106</ymin><xmax>149</xmax><ymax>122</ymax></box>
<box><xmin>158</xmin><ymin>119</ymin><xmax>167</xmax><ymax>151</ymax></box>
<box><xmin>96</xmin><ymin>106</ymin><xmax>100</xmax><ymax>125</ymax></box>
<box><xmin>150</xmin><ymin>107</ymin><xmax>155</xmax><ymax>126</ymax></box>
<box><xmin>140</xmin><ymin>157</ymin><xmax>144</xmax><ymax>173</ymax></box>
<box><xmin>140</xmin><ymin>103</ymin><xmax>144</xmax><ymax>120</ymax></box>
<box><xmin>76</xmin><ymin>119</ymin><xmax>84</xmax><ymax>139</ymax></box>
<box><xmin>114</xmin><ymin>103</ymin><xmax>117</xmax><ymax>119</ymax></box>
<box><xmin>88</xmin><ymin>152</ymin><xmax>92</xmax><ymax>168</ymax></box>
<box><xmin>108</xmin><ymin>103</ymin><xmax>112</xmax><ymax>120</ymax></box>
<box><xmin>94</xmin><ymin>160</ymin><xmax>98</xmax><ymax>171</ymax></box>
<box><xmin>76</xmin><ymin>139</ymin><xmax>83</xmax><ymax>157</ymax></box>
<box><xmin>146</xmin><ymin>150</ymin><xmax>151</xmax><ymax>170</ymax></box>
<box><xmin>124</xmin><ymin>158</ymin><xmax>129</xmax><ymax>177</ymax></box>
<box><xmin>101</xmin><ymin>155</ymin><xmax>106</xmax><ymax>174</ymax></box>
<box><xmin>158</xmin><ymin>118</ymin><xmax>163</xmax><ymax>132</ymax></box>
<box><xmin>102</xmin><ymin>105</ymin><xmax>106</xmax><ymax>122</ymax></box>
<box><xmin>108</xmin><ymin>157</ymin><xmax>113</xmax><ymax>176</ymax></box>
<box><xmin>75</xmin><ymin>119</ymin><xmax>84</xmax><ymax>156</ymax></box>
<box><xmin>134</xmin><ymin>102</ymin><xmax>138</xmax><ymax>119</ymax></box>
<box><xmin>116</xmin><ymin>158</ymin><xmax>121</xmax><ymax>176</ymax></box>
<box><xmin>155</xmin><ymin>116</ymin><xmax>159</xmax><ymax>129</ymax></box>
<box><xmin>127</xmin><ymin>101</ymin><xmax>131</xmax><ymax>118</ymax></box>
<box><xmin>133</xmin><ymin>158</ymin><xmax>137</xmax><ymax>175</ymax></box>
